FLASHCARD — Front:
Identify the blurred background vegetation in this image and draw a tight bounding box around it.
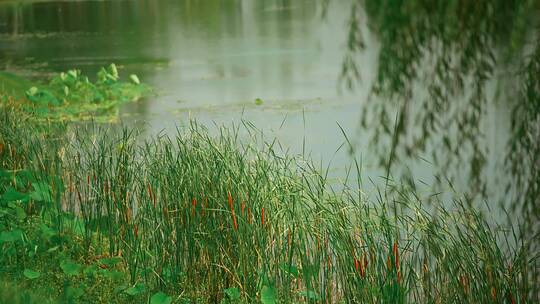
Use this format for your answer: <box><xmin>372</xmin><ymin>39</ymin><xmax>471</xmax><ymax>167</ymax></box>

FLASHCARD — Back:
<box><xmin>339</xmin><ymin>0</ymin><xmax>539</xmax><ymax>232</ymax></box>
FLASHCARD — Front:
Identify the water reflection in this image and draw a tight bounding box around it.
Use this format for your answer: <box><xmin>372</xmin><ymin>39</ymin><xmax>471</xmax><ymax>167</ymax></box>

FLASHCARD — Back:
<box><xmin>0</xmin><ymin>0</ymin><xmax>507</xmax><ymax>206</ymax></box>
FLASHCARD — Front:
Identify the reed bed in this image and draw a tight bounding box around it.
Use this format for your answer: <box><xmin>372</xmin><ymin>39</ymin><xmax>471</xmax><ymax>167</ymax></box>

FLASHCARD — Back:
<box><xmin>0</xmin><ymin>104</ymin><xmax>538</xmax><ymax>303</ymax></box>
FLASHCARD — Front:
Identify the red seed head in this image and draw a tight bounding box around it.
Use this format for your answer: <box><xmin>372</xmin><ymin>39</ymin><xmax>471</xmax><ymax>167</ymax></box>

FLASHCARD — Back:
<box><xmin>363</xmin><ymin>255</ymin><xmax>368</xmax><ymax>269</ymax></box>
<box><xmin>393</xmin><ymin>241</ymin><xmax>399</xmax><ymax>270</ymax></box>
<box><xmin>460</xmin><ymin>275</ymin><xmax>469</xmax><ymax>295</ymax></box>
<box><xmin>508</xmin><ymin>292</ymin><xmax>516</xmax><ymax>304</ymax></box>
<box><xmin>147</xmin><ymin>183</ymin><xmax>153</xmax><ymax>199</ymax></box>
<box><xmin>227</xmin><ymin>192</ymin><xmax>233</xmax><ymax>210</ymax></box>
<box><xmin>202</xmin><ymin>197</ymin><xmax>207</xmax><ymax>217</ymax></box>
<box><xmin>232</xmin><ymin>211</ymin><xmax>238</xmax><ymax>231</ymax></box>
<box><xmin>327</xmin><ymin>256</ymin><xmax>331</xmax><ymax>270</ymax></box>
<box><xmin>261</xmin><ymin>207</ymin><xmax>265</xmax><ymax>226</ymax></box>
<box><xmin>287</xmin><ymin>229</ymin><xmax>291</xmax><ymax>247</ymax></box>
<box><xmin>359</xmin><ymin>258</ymin><xmax>365</xmax><ymax>277</ymax></box>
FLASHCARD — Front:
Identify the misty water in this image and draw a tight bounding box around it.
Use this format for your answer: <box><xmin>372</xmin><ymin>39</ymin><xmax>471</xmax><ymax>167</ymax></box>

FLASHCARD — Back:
<box><xmin>0</xmin><ymin>0</ymin><xmax>511</xmax><ymax>210</ymax></box>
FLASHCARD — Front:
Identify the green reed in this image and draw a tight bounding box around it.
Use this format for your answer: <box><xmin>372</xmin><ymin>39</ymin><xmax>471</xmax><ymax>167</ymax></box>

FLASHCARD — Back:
<box><xmin>0</xmin><ymin>104</ymin><xmax>538</xmax><ymax>303</ymax></box>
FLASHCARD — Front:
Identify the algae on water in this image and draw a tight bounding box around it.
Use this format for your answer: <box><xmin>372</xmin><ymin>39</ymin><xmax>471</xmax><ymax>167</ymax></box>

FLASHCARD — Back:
<box><xmin>0</xmin><ymin>64</ymin><xmax>151</xmax><ymax>122</ymax></box>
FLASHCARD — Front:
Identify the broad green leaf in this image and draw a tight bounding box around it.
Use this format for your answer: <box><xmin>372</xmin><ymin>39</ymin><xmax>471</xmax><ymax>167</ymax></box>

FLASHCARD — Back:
<box><xmin>47</xmin><ymin>245</ymin><xmax>60</xmax><ymax>253</ymax></box>
<box><xmin>114</xmin><ymin>284</ymin><xmax>129</xmax><ymax>294</ymax></box>
<box><xmin>1</xmin><ymin>187</ymin><xmax>29</xmax><ymax>203</ymax></box>
<box><xmin>67</xmin><ymin>69</ymin><xmax>78</xmax><ymax>79</ymax></box>
<box><xmin>150</xmin><ymin>291</ymin><xmax>172</xmax><ymax>304</ymax></box>
<box><xmin>23</xmin><ymin>269</ymin><xmax>40</xmax><ymax>279</ymax></box>
<box><xmin>14</xmin><ymin>204</ymin><xmax>26</xmax><ymax>219</ymax></box>
<box><xmin>83</xmin><ymin>264</ymin><xmax>98</xmax><ymax>277</ymax></box>
<box><xmin>124</xmin><ymin>283</ymin><xmax>146</xmax><ymax>296</ymax></box>
<box><xmin>260</xmin><ymin>286</ymin><xmax>276</xmax><ymax>304</ymax></box>
<box><xmin>26</xmin><ymin>88</ymin><xmax>60</xmax><ymax>106</ymax></box>
<box><xmin>0</xmin><ymin>229</ymin><xmax>23</xmax><ymax>243</ymax></box>
<box><xmin>129</xmin><ymin>74</ymin><xmax>140</xmax><ymax>85</ymax></box>
<box><xmin>26</xmin><ymin>86</ymin><xmax>39</xmax><ymax>96</ymax></box>
<box><xmin>60</xmin><ymin>260</ymin><xmax>82</xmax><ymax>276</ymax></box>
<box><xmin>224</xmin><ymin>287</ymin><xmax>240</xmax><ymax>300</ymax></box>
<box><xmin>40</xmin><ymin>224</ymin><xmax>57</xmax><ymax>239</ymax></box>
<box><xmin>109</xmin><ymin>63</ymin><xmax>119</xmax><ymax>78</ymax></box>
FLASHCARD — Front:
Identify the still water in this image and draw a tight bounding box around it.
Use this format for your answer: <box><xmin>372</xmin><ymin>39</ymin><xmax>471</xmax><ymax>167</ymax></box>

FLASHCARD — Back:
<box><xmin>0</xmin><ymin>0</ymin><xmax>510</xmax><ymax>203</ymax></box>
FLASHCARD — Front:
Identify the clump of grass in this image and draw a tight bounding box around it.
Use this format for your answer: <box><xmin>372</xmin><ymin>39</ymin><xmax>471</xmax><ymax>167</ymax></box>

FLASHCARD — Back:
<box><xmin>0</xmin><ymin>105</ymin><xmax>538</xmax><ymax>303</ymax></box>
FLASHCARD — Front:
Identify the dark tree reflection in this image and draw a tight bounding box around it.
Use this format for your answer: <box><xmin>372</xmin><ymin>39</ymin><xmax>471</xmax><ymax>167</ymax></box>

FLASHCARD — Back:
<box><xmin>340</xmin><ymin>0</ymin><xmax>539</xmax><ymax>228</ymax></box>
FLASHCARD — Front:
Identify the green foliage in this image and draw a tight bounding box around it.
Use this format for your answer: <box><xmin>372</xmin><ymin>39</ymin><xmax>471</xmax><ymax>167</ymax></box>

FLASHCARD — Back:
<box><xmin>342</xmin><ymin>0</ymin><xmax>540</xmax><ymax>224</ymax></box>
<box><xmin>260</xmin><ymin>285</ymin><xmax>276</xmax><ymax>304</ymax></box>
<box><xmin>150</xmin><ymin>292</ymin><xmax>172</xmax><ymax>304</ymax></box>
<box><xmin>23</xmin><ymin>269</ymin><xmax>41</xmax><ymax>279</ymax></box>
<box><xmin>124</xmin><ymin>283</ymin><xmax>146</xmax><ymax>296</ymax></box>
<box><xmin>1</xmin><ymin>63</ymin><xmax>151</xmax><ymax>122</ymax></box>
<box><xmin>1</xmin><ymin>187</ymin><xmax>29</xmax><ymax>203</ymax></box>
<box><xmin>60</xmin><ymin>260</ymin><xmax>83</xmax><ymax>276</ymax></box>
<box><xmin>279</xmin><ymin>264</ymin><xmax>299</xmax><ymax>278</ymax></box>
<box><xmin>0</xmin><ymin>229</ymin><xmax>23</xmax><ymax>243</ymax></box>
<box><xmin>224</xmin><ymin>287</ymin><xmax>241</xmax><ymax>301</ymax></box>
<box><xmin>0</xmin><ymin>105</ymin><xmax>538</xmax><ymax>303</ymax></box>
<box><xmin>64</xmin><ymin>285</ymin><xmax>85</xmax><ymax>300</ymax></box>
<box><xmin>98</xmin><ymin>257</ymin><xmax>122</xmax><ymax>268</ymax></box>
<box><xmin>0</xmin><ymin>280</ymin><xmax>55</xmax><ymax>304</ymax></box>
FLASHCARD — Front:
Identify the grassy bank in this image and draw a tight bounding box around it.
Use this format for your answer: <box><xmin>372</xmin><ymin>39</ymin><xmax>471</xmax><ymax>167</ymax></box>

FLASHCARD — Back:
<box><xmin>0</xmin><ymin>104</ymin><xmax>538</xmax><ymax>303</ymax></box>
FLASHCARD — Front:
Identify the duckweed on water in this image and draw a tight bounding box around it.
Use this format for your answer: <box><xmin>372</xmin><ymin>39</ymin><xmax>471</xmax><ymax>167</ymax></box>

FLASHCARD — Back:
<box><xmin>0</xmin><ymin>64</ymin><xmax>150</xmax><ymax>122</ymax></box>
<box><xmin>0</xmin><ymin>105</ymin><xmax>538</xmax><ymax>303</ymax></box>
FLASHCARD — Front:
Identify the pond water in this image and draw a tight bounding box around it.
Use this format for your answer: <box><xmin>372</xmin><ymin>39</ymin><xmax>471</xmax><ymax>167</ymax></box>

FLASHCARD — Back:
<box><xmin>0</xmin><ymin>0</ymin><xmax>511</xmax><ymax>206</ymax></box>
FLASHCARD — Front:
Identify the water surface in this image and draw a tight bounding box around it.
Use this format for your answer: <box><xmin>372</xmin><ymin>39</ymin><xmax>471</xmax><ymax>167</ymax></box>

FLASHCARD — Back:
<box><xmin>0</xmin><ymin>0</ymin><xmax>511</xmax><ymax>205</ymax></box>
